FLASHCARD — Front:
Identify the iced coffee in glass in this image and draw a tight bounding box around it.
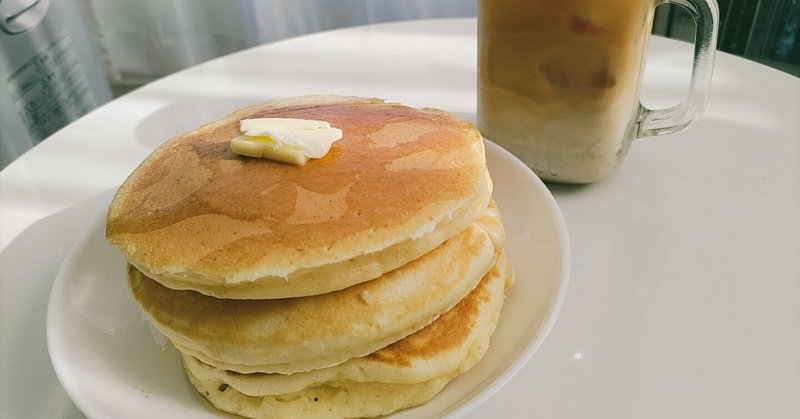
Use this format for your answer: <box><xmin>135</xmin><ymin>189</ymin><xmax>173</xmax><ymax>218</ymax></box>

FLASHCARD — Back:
<box><xmin>478</xmin><ymin>0</ymin><xmax>718</xmax><ymax>183</ymax></box>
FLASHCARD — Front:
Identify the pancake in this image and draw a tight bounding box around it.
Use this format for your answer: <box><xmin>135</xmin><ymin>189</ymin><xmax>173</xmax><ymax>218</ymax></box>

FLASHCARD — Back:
<box><xmin>181</xmin><ymin>252</ymin><xmax>513</xmax><ymax>419</ymax></box>
<box><xmin>107</xmin><ymin>95</ymin><xmax>490</xmax><ymax>299</ymax></box>
<box><xmin>128</xmin><ymin>209</ymin><xmax>504</xmax><ymax>374</ymax></box>
<box><xmin>184</xmin><ymin>369</ymin><xmax>451</xmax><ymax>419</ymax></box>
<box><xmin>183</xmin><ymin>251</ymin><xmax>512</xmax><ymax>395</ymax></box>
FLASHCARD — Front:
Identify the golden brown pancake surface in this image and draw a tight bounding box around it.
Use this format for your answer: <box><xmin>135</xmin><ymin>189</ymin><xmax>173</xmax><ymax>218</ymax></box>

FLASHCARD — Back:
<box><xmin>107</xmin><ymin>96</ymin><xmax>489</xmax><ymax>298</ymax></box>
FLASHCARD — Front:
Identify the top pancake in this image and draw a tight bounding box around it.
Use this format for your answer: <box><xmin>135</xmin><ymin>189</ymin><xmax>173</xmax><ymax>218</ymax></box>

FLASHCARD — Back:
<box><xmin>106</xmin><ymin>96</ymin><xmax>490</xmax><ymax>298</ymax></box>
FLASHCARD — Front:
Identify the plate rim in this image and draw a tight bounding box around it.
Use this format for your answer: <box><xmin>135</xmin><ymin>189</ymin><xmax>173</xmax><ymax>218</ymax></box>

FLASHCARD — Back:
<box><xmin>446</xmin><ymin>140</ymin><xmax>572</xmax><ymax>417</ymax></box>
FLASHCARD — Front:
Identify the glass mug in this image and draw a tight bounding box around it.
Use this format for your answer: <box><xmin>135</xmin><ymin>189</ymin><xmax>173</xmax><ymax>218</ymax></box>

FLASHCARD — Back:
<box><xmin>478</xmin><ymin>0</ymin><xmax>718</xmax><ymax>183</ymax></box>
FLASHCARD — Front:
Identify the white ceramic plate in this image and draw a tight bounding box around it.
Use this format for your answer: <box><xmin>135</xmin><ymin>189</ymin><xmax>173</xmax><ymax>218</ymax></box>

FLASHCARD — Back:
<box><xmin>47</xmin><ymin>140</ymin><xmax>570</xmax><ymax>419</ymax></box>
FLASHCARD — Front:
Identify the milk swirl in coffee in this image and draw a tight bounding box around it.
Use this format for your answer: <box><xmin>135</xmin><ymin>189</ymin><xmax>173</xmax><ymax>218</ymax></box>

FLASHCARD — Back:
<box><xmin>478</xmin><ymin>0</ymin><xmax>655</xmax><ymax>183</ymax></box>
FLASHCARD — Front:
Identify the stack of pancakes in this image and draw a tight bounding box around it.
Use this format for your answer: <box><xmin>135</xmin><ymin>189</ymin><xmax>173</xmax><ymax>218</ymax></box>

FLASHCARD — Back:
<box><xmin>106</xmin><ymin>96</ymin><xmax>514</xmax><ymax>418</ymax></box>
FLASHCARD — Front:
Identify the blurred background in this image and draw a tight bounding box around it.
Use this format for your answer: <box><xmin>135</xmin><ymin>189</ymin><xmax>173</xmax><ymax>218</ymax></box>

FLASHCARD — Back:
<box><xmin>1</xmin><ymin>0</ymin><xmax>798</xmax><ymax>169</ymax></box>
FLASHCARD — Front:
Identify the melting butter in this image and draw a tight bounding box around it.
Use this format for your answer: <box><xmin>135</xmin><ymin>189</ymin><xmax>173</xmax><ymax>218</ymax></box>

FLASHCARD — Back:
<box><xmin>231</xmin><ymin>118</ymin><xmax>343</xmax><ymax>164</ymax></box>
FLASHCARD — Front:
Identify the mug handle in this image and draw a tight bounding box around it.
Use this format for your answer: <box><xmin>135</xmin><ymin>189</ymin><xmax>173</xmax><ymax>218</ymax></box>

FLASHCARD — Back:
<box><xmin>637</xmin><ymin>0</ymin><xmax>719</xmax><ymax>137</ymax></box>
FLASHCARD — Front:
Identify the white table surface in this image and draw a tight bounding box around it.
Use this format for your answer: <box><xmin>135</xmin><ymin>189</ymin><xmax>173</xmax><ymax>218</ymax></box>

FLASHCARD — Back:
<box><xmin>1</xmin><ymin>18</ymin><xmax>799</xmax><ymax>419</ymax></box>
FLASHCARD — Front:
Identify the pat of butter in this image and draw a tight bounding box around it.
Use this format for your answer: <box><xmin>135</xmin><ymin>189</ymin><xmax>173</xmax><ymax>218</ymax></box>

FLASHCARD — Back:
<box><xmin>231</xmin><ymin>118</ymin><xmax>343</xmax><ymax>164</ymax></box>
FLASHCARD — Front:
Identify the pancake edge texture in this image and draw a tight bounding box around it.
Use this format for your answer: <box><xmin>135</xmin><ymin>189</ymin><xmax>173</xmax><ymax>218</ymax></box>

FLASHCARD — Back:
<box><xmin>181</xmin><ymin>253</ymin><xmax>513</xmax><ymax>419</ymax></box>
<box><xmin>182</xmin><ymin>250</ymin><xmax>513</xmax><ymax>396</ymax></box>
<box><xmin>128</xmin><ymin>211</ymin><xmax>503</xmax><ymax>374</ymax></box>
